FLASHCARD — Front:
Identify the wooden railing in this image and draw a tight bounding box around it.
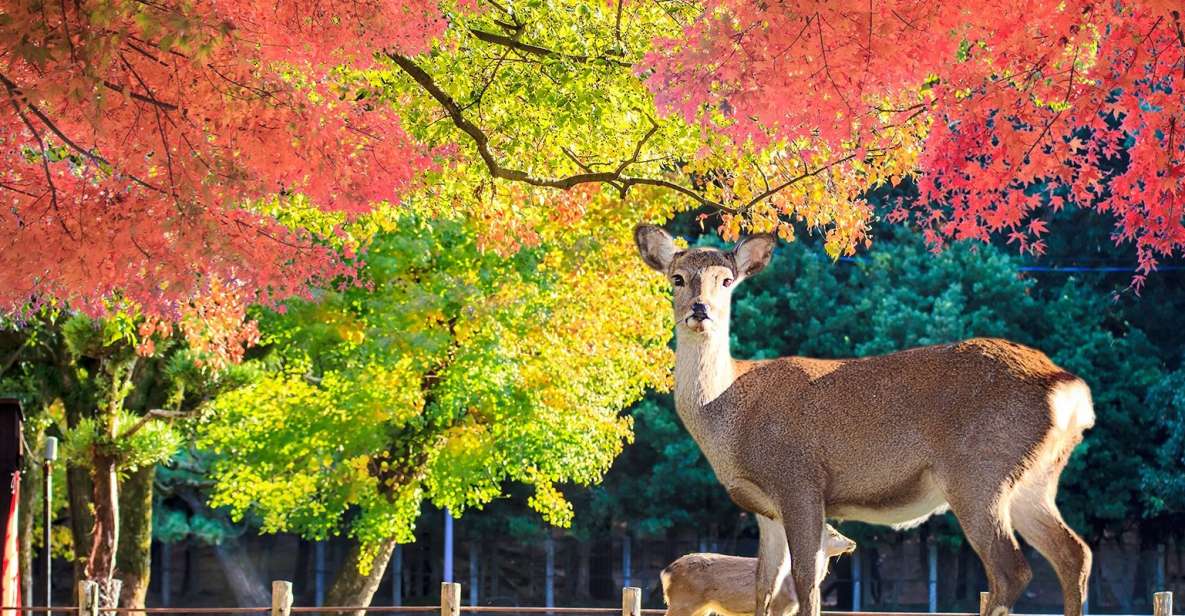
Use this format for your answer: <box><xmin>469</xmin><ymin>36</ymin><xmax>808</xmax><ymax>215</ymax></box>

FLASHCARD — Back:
<box><xmin>2</xmin><ymin>584</ymin><xmax>1174</xmax><ymax>616</ymax></box>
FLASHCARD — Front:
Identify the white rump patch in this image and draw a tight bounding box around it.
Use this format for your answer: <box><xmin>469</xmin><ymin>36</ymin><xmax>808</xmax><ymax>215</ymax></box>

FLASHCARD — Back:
<box><xmin>1048</xmin><ymin>379</ymin><xmax>1095</xmax><ymax>432</ymax></box>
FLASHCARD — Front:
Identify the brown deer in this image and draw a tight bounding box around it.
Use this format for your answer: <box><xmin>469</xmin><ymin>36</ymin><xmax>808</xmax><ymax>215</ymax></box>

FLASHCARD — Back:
<box><xmin>633</xmin><ymin>225</ymin><xmax>1095</xmax><ymax>616</ymax></box>
<box><xmin>661</xmin><ymin>525</ymin><xmax>856</xmax><ymax>616</ymax></box>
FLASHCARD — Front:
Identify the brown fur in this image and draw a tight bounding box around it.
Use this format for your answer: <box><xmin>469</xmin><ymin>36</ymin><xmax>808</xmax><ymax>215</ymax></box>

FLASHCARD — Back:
<box><xmin>634</xmin><ymin>225</ymin><xmax>1094</xmax><ymax>616</ymax></box>
<box><xmin>661</xmin><ymin>526</ymin><xmax>855</xmax><ymax>616</ymax></box>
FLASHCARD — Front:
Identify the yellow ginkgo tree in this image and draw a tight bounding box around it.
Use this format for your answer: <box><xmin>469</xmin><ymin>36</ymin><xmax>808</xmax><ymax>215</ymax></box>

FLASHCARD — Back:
<box><xmin>198</xmin><ymin>195</ymin><xmax>671</xmax><ymax>607</ymax></box>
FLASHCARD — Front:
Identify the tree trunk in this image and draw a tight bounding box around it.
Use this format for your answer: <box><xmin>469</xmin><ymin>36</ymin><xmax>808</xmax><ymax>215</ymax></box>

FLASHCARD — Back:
<box><xmin>213</xmin><ymin>540</ymin><xmax>271</xmax><ymax>607</ymax></box>
<box><xmin>85</xmin><ymin>451</ymin><xmax>121</xmax><ymax>607</ymax></box>
<box><xmin>66</xmin><ymin>462</ymin><xmax>94</xmax><ymax>591</ymax></box>
<box><xmin>116</xmin><ymin>465</ymin><xmax>154</xmax><ymax>614</ymax></box>
<box><xmin>18</xmin><ymin>443</ymin><xmax>42</xmax><ymax>607</ymax></box>
<box><xmin>574</xmin><ymin>539</ymin><xmax>591</xmax><ymax>601</ymax></box>
<box><xmin>325</xmin><ymin>538</ymin><xmax>398</xmax><ymax>616</ymax></box>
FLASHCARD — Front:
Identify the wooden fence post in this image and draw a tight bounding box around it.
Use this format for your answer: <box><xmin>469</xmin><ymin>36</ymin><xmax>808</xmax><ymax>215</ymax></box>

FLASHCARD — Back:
<box><xmin>623</xmin><ymin>586</ymin><xmax>641</xmax><ymax>616</ymax></box>
<box><xmin>271</xmin><ymin>581</ymin><xmax>293</xmax><ymax>616</ymax></box>
<box><xmin>78</xmin><ymin>581</ymin><xmax>98</xmax><ymax>616</ymax></box>
<box><xmin>1154</xmin><ymin>592</ymin><xmax>1173</xmax><ymax>616</ymax></box>
<box><xmin>979</xmin><ymin>591</ymin><xmax>989</xmax><ymax>616</ymax></box>
<box><xmin>441</xmin><ymin>582</ymin><xmax>461</xmax><ymax>616</ymax></box>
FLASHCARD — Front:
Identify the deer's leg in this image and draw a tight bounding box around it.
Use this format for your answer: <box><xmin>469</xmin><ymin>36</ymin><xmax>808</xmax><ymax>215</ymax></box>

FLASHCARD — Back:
<box><xmin>1011</xmin><ymin>468</ymin><xmax>1090</xmax><ymax>616</ymax></box>
<box><xmin>948</xmin><ymin>492</ymin><xmax>1032</xmax><ymax>616</ymax></box>
<box><xmin>781</xmin><ymin>499</ymin><xmax>826</xmax><ymax>616</ymax></box>
<box><xmin>756</xmin><ymin>515</ymin><xmax>797</xmax><ymax>616</ymax></box>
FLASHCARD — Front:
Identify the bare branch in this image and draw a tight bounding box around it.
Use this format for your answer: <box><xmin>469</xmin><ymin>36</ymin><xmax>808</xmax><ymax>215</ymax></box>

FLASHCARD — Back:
<box><xmin>0</xmin><ymin>334</ymin><xmax>29</xmax><ymax>380</ymax></box>
<box><xmin>101</xmin><ymin>80</ymin><xmax>178</xmax><ymax>111</ymax></box>
<box><xmin>118</xmin><ymin>408</ymin><xmax>200</xmax><ymax>440</ymax></box>
<box><xmin>0</xmin><ymin>72</ymin><xmax>165</xmax><ymax>194</ymax></box>
<box><xmin>387</xmin><ymin>52</ymin><xmax>626</xmax><ymax>189</ymax></box>
<box><xmin>737</xmin><ymin>152</ymin><xmax>858</xmax><ymax>211</ymax></box>
<box><xmin>467</xmin><ymin>28</ymin><xmax>632</xmax><ymax>67</ymax></box>
<box><xmin>387</xmin><ymin>53</ymin><xmax>860</xmax><ymax>218</ymax></box>
<box><xmin>614</xmin><ymin>0</ymin><xmax>625</xmax><ymax>46</ymax></box>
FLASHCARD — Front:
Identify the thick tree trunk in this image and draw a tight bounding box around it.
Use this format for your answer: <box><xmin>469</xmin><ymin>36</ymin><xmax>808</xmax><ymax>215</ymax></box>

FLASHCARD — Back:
<box><xmin>325</xmin><ymin>538</ymin><xmax>398</xmax><ymax>616</ymax></box>
<box><xmin>213</xmin><ymin>540</ymin><xmax>270</xmax><ymax>607</ymax></box>
<box><xmin>66</xmin><ymin>462</ymin><xmax>94</xmax><ymax>590</ymax></box>
<box><xmin>116</xmin><ymin>465</ymin><xmax>154</xmax><ymax>613</ymax></box>
<box><xmin>85</xmin><ymin>451</ymin><xmax>121</xmax><ymax>607</ymax></box>
<box><xmin>175</xmin><ymin>489</ymin><xmax>268</xmax><ymax>607</ymax></box>
<box><xmin>18</xmin><ymin>442</ymin><xmax>42</xmax><ymax>607</ymax></box>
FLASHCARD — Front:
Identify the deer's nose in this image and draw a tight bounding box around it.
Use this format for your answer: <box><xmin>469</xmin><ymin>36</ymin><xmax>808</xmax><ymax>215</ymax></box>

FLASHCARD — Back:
<box><xmin>691</xmin><ymin>302</ymin><xmax>709</xmax><ymax>317</ymax></box>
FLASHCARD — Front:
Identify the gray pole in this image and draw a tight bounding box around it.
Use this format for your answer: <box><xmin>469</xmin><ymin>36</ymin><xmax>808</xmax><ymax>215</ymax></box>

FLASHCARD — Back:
<box><xmin>1155</xmin><ymin>543</ymin><xmax>1166</xmax><ymax>592</ymax></box>
<box><xmin>469</xmin><ymin>543</ymin><xmax>478</xmax><ymax>607</ymax></box>
<box><xmin>928</xmin><ymin>540</ymin><xmax>938</xmax><ymax>612</ymax></box>
<box><xmin>443</xmin><ymin>509</ymin><xmax>454</xmax><ymax>583</ymax></box>
<box><xmin>314</xmin><ymin>541</ymin><xmax>326</xmax><ymax>607</ymax></box>
<box><xmin>621</xmin><ymin>534</ymin><xmax>631</xmax><ymax>589</ymax></box>
<box><xmin>43</xmin><ymin>437</ymin><xmax>58</xmax><ymax>616</ymax></box>
<box><xmin>160</xmin><ymin>542</ymin><xmax>171</xmax><ymax>607</ymax></box>
<box><xmin>851</xmin><ymin>550</ymin><xmax>862</xmax><ymax>611</ymax></box>
<box><xmin>391</xmin><ymin>544</ymin><xmax>402</xmax><ymax>607</ymax></box>
<box><xmin>544</xmin><ymin>535</ymin><xmax>555</xmax><ymax>609</ymax></box>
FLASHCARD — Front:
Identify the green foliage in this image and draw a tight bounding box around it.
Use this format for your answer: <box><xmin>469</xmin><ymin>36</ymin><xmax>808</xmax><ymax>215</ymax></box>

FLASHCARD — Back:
<box><xmin>1141</xmin><ymin>368</ymin><xmax>1185</xmax><ymax>517</ymax></box>
<box><xmin>373</xmin><ymin>0</ymin><xmax>701</xmax><ymax>194</ymax></box>
<box><xmin>154</xmin><ymin>449</ymin><xmax>240</xmax><ymax>546</ymax></box>
<box><xmin>60</xmin><ymin>410</ymin><xmax>182</xmax><ymax>474</ymax></box>
<box><xmin>200</xmin><ymin>208</ymin><xmax>671</xmax><ymax>571</ymax></box>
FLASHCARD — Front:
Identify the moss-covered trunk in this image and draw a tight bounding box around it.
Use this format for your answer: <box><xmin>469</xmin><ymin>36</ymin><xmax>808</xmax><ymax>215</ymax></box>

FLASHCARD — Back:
<box><xmin>325</xmin><ymin>538</ymin><xmax>398</xmax><ymax>616</ymax></box>
<box><xmin>18</xmin><ymin>437</ymin><xmax>42</xmax><ymax>607</ymax></box>
<box><xmin>116</xmin><ymin>465</ymin><xmax>154</xmax><ymax>613</ymax></box>
<box><xmin>66</xmin><ymin>453</ymin><xmax>94</xmax><ymax>591</ymax></box>
<box><xmin>85</xmin><ymin>450</ymin><xmax>121</xmax><ymax>607</ymax></box>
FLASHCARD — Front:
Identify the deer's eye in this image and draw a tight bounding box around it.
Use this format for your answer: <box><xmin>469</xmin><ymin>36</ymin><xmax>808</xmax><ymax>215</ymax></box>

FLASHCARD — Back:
<box><xmin>722</xmin><ymin>277</ymin><xmax>734</xmax><ymax>288</ymax></box>
<box><xmin>672</xmin><ymin>274</ymin><xmax>685</xmax><ymax>287</ymax></box>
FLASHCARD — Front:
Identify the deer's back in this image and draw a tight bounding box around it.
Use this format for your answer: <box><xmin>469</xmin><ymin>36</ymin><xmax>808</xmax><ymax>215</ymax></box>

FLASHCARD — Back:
<box><xmin>661</xmin><ymin>553</ymin><xmax>760</xmax><ymax>616</ymax></box>
<box><xmin>705</xmin><ymin>338</ymin><xmax>1091</xmax><ymax>522</ymax></box>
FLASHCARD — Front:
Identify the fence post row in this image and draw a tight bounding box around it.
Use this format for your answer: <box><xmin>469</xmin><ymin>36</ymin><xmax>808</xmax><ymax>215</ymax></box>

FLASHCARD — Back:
<box><xmin>41</xmin><ymin>579</ymin><xmax>1172</xmax><ymax>614</ymax></box>
<box><xmin>272</xmin><ymin>581</ymin><xmax>293</xmax><ymax>616</ymax></box>
<box><xmin>1154</xmin><ymin>592</ymin><xmax>1174</xmax><ymax>616</ymax></box>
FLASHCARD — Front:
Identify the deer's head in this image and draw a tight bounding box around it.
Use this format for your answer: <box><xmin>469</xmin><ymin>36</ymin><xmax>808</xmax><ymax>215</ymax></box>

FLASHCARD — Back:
<box><xmin>823</xmin><ymin>525</ymin><xmax>857</xmax><ymax>557</ymax></box>
<box><xmin>634</xmin><ymin>225</ymin><xmax>776</xmax><ymax>335</ymax></box>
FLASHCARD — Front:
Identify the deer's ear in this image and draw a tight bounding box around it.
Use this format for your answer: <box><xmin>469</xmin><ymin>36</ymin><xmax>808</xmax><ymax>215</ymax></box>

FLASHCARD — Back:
<box><xmin>634</xmin><ymin>224</ymin><xmax>677</xmax><ymax>272</ymax></box>
<box><xmin>733</xmin><ymin>233</ymin><xmax>777</xmax><ymax>279</ymax></box>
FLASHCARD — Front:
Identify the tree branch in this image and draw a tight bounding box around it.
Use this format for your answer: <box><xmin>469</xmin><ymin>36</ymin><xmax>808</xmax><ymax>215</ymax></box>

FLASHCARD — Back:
<box><xmin>387</xmin><ymin>53</ymin><xmax>860</xmax><ymax>217</ymax></box>
<box><xmin>0</xmin><ymin>334</ymin><xmax>29</xmax><ymax>380</ymax></box>
<box><xmin>467</xmin><ymin>28</ymin><xmax>632</xmax><ymax>67</ymax></box>
<box><xmin>0</xmin><ymin>72</ymin><xmax>165</xmax><ymax>194</ymax></box>
<box><xmin>387</xmin><ymin>51</ymin><xmax>629</xmax><ymax>189</ymax></box>
<box><xmin>101</xmin><ymin>80</ymin><xmax>178</xmax><ymax>111</ymax></box>
<box><xmin>117</xmin><ymin>408</ymin><xmax>199</xmax><ymax>441</ymax></box>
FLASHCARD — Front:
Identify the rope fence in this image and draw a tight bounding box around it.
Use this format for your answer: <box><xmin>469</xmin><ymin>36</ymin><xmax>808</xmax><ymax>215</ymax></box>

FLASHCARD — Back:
<box><xmin>1</xmin><ymin>585</ymin><xmax>1173</xmax><ymax>616</ymax></box>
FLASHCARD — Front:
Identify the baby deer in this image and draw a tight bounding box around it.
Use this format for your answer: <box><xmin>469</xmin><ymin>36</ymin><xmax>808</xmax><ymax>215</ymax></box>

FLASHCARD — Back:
<box><xmin>661</xmin><ymin>525</ymin><xmax>856</xmax><ymax>616</ymax></box>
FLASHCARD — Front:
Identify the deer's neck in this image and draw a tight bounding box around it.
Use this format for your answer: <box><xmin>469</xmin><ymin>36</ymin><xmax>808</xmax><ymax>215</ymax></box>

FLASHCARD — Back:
<box><xmin>674</xmin><ymin>326</ymin><xmax>736</xmax><ymax>418</ymax></box>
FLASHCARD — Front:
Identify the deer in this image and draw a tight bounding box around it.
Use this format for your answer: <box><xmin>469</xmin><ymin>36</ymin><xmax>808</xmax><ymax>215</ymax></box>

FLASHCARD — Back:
<box><xmin>633</xmin><ymin>225</ymin><xmax>1095</xmax><ymax>616</ymax></box>
<box><xmin>661</xmin><ymin>524</ymin><xmax>856</xmax><ymax>616</ymax></box>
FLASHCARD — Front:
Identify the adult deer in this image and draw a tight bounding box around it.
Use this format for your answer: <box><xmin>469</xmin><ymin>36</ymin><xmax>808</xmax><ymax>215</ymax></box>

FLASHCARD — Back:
<box><xmin>662</xmin><ymin>525</ymin><xmax>856</xmax><ymax>616</ymax></box>
<box><xmin>633</xmin><ymin>225</ymin><xmax>1095</xmax><ymax>616</ymax></box>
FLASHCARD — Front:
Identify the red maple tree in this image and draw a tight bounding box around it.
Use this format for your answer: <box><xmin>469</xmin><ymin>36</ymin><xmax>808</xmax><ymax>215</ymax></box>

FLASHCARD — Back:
<box><xmin>0</xmin><ymin>0</ymin><xmax>445</xmax><ymax>317</ymax></box>
<box><xmin>646</xmin><ymin>0</ymin><xmax>1185</xmax><ymax>284</ymax></box>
